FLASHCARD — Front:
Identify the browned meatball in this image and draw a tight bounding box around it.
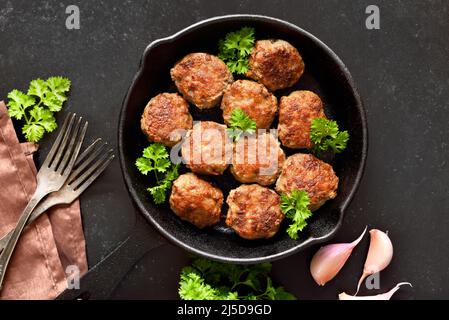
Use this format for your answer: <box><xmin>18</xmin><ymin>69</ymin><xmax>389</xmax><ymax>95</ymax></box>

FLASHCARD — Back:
<box><xmin>221</xmin><ymin>80</ymin><xmax>277</xmax><ymax>129</ymax></box>
<box><xmin>226</xmin><ymin>184</ymin><xmax>284</xmax><ymax>240</ymax></box>
<box><xmin>278</xmin><ymin>90</ymin><xmax>327</xmax><ymax>149</ymax></box>
<box><xmin>231</xmin><ymin>133</ymin><xmax>285</xmax><ymax>186</ymax></box>
<box><xmin>246</xmin><ymin>39</ymin><xmax>304</xmax><ymax>91</ymax></box>
<box><xmin>169</xmin><ymin>173</ymin><xmax>223</xmax><ymax>228</ymax></box>
<box><xmin>140</xmin><ymin>93</ymin><xmax>193</xmax><ymax>147</ymax></box>
<box><xmin>170</xmin><ymin>53</ymin><xmax>233</xmax><ymax>109</ymax></box>
<box><xmin>275</xmin><ymin>153</ymin><xmax>339</xmax><ymax>211</ymax></box>
<box><xmin>182</xmin><ymin>121</ymin><xmax>232</xmax><ymax>175</ymax></box>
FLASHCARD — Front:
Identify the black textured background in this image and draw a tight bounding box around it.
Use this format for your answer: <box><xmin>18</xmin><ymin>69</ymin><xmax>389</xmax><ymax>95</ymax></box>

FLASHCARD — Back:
<box><xmin>1</xmin><ymin>0</ymin><xmax>448</xmax><ymax>299</ymax></box>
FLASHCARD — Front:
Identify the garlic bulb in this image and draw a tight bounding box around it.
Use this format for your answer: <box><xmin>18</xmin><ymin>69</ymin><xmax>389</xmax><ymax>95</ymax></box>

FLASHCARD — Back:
<box><xmin>339</xmin><ymin>282</ymin><xmax>411</xmax><ymax>300</ymax></box>
<box><xmin>310</xmin><ymin>227</ymin><xmax>367</xmax><ymax>286</ymax></box>
<box><xmin>356</xmin><ymin>229</ymin><xmax>393</xmax><ymax>293</ymax></box>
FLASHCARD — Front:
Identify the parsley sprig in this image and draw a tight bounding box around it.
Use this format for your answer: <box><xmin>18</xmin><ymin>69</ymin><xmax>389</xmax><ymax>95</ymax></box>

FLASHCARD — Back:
<box><xmin>135</xmin><ymin>143</ymin><xmax>179</xmax><ymax>204</ymax></box>
<box><xmin>6</xmin><ymin>77</ymin><xmax>71</xmax><ymax>142</ymax></box>
<box><xmin>218</xmin><ymin>27</ymin><xmax>255</xmax><ymax>74</ymax></box>
<box><xmin>179</xmin><ymin>258</ymin><xmax>296</xmax><ymax>300</ymax></box>
<box><xmin>280</xmin><ymin>190</ymin><xmax>313</xmax><ymax>240</ymax></box>
<box><xmin>226</xmin><ymin>108</ymin><xmax>257</xmax><ymax>141</ymax></box>
<box><xmin>310</xmin><ymin>118</ymin><xmax>349</xmax><ymax>154</ymax></box>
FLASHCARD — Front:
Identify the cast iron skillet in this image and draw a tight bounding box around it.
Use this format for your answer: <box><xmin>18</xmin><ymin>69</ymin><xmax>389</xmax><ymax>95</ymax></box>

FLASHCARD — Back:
<box><xmin>58</xmin><ymin>15</ymin><xmax>367</xmax><ymax>299</ymax></box>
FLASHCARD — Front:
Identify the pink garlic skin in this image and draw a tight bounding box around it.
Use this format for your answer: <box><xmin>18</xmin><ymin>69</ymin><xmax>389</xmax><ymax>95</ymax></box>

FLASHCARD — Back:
<box><xmin>310</xmin><ymin>227</ymin><xmax>367</xmax><ymax>286</ymax></box>
<box><xmin>339</xmin><ymin>282</ymin><xmax>411</xmax><ymax>300</ymax></box>
<box><xmin>356</xmin><ymin>229</ymin><xmax>393</xmax><ymax>293</ymax></box>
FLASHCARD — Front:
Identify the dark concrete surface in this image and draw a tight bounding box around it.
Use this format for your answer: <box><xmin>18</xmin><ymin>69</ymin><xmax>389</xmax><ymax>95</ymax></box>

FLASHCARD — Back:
<box><xmin>1</xmin><ymin>0</ymin><xmax>448</xmax><ymax>299</ymax></box>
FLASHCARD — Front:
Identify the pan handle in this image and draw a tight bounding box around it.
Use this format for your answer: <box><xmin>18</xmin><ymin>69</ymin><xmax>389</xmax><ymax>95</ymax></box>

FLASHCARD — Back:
<box><xmin>57</xmin><ymin>214</ymin><xmax>166</xmax><ymax>300</ymax></box>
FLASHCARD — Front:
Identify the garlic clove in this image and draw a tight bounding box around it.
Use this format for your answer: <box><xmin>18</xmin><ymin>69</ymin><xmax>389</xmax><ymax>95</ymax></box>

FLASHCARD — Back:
<box><xmin>339</xmin><ymin>282</ymin><xmax>412</xmax><ymax>300</ymax></box>
<box><xmin>310</xmin><ymin>227</ymin><xmax>367</xmax><ymax>286</ymax></box>
<box><xmin>356</xmin><ymin>229</ymin><xmax>393</xmax><ymax>294</ymax></box>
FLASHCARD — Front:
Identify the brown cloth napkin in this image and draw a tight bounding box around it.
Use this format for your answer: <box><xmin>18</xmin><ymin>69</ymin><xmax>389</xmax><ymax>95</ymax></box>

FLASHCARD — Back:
<box><xmin>0</xmin><ymin>101</ymin><xmax>88</xmax><ymax>299</ymax></box>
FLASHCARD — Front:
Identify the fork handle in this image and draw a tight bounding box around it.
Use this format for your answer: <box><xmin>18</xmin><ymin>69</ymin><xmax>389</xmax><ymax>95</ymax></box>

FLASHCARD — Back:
<box><xmin>0</xmin><ymin>189</ymin><xmax>47</xmax><ymax>290</ymax></box>
<box><xmin>0</xmin><ymin>195</ymin><xmax>65</xmax><ymax>254</ymax></box>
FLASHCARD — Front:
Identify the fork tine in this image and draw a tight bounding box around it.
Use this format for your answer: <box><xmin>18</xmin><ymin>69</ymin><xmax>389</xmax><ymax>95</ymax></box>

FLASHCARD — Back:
<box><xmin>42</xmin><ymin>113</ymin><xmax>74</xmax><ymax>168</ymax></box>
<box><xmin>73</xmin><ymin>154</ymin><xmax>114</xmax><ymax>195</ymax></box>
<box><xmin>49</xmin><ymin>114</ymin><xmax>77</xmax><ymax>170</ymax></box>
<box><xmin>68</xmin><ymin>141</ymin><xmax>107</xmax><ymax>183</ymax></box>
<box><xmin>56</xmin><ymin>117</ymin><xmax>82</xmax><ymax>174</ymax></box>
<box><xmin>74</xmin><ymin>138</ymin><xmax>102</xmax><ymax>167</ymax></box>
<box><xmin>69</xmin><ymin>150</ymin><xmax>114</xmax><ymax>190</ymax></box>
<box><xmin>62</xmin><ymin>120</ymin><xmax>88</xmax><ymax>176</ymax></box>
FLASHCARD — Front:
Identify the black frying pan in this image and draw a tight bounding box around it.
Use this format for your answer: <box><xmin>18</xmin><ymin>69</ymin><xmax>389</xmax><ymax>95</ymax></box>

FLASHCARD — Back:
<box><xmin>58</xmin><ymin>14</ymin><xmax>367</xmax><ymax>299</ymax></box>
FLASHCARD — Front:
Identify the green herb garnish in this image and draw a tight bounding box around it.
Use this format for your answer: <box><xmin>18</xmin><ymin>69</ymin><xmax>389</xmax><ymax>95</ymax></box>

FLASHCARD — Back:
<box><xmin>218</xmin><ymin>27</ymin><xmax>255</xmax><ymax>74</ymax></box>
<box><xmin>280</xmin><ymin>190</ymin><xmax>313</xmax><ymax>240</ymax></box>
<box><xmin>6</xmin><ymin>77</ymin><xmax>71</xmax><ymax>142</ymax></box>
<box><xmin>310</xmin><ymin>118</ymin><xmax>349</xmax><ymax>154</ymax></box>
<box><xmin>179</xmin><ymin>258</ymin><xmax>296</xmax><ymax>300</ymax></box>
<box><xmin>226</xmin><ymin>108</ymin><xmax>257</xmax><ymax>141</ymax></box>
<box><xmin>135</xmin><ymin>143</ymin><xmax>179</xmax><ymax>204</ymax></box>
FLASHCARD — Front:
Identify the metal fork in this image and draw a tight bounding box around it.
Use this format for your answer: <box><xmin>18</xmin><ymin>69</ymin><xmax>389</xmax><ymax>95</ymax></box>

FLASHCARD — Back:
<box><xmin>0</xmin><ymin>138</ymin><xmax>114</xmax><ymax>254</ymax></box>
<box><xmin>0</xmin><ymin>113</ymin><xmax>87</xmax><ymax>289</ymax></box>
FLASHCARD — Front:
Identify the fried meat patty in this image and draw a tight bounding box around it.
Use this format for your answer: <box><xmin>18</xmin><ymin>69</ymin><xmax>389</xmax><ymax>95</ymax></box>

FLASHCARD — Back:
<box><xmin>278</xmin><ymin>90</ymin><xmax>326</xmax><ymax>149</ymax></box>
<box><xmin>169</xmin><ymin>173</ymin><xmax>223</xmax><ymax>228</ymax></box>
<box><xmin>221</xmin><ymin>80</ymin><xmax>277</xmax><ymax>129</ymax></box>
<box><xmin>171</xmin><ymin>52</ymin><xmax>233</xmax><ymax>109</ymax></box>
<box><xmin>181</xmin><ymin>121</ymin><xmax>232</xmax><ymax>175</ymax></box>
<box><xmin>140</xmin><ymin>93</ymin><xmax>193</xmax><ymax>147</ymax></box>
<box><xmin>246</xmin><ymin>39</ymin><xmax>304</xmax><ymax>91</ymax></box>
<box><xmin>231</xmin><ymin>133</ymin><xmax>285</xmax><ymax>186</ymax></box>
<box><xmin>226</xmin><ymin>184</ymin><xmax>284</xmax><ymax>239</ymax></box>
<box><xmin>275</xmin><ymin>153</ymin><xmax>338</xmax><ymax>211</ymax></box>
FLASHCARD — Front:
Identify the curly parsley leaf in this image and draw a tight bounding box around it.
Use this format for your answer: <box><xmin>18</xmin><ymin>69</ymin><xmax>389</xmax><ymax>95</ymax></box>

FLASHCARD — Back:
<box><xmin>46</xmin><ymin>76</ymin><xmax>71</xmax><ymax>96</ymax></box>
<box><xmin>147</xmin><ymin>184</ymin><xmax>168</xmax><ymax>205</ymax></box>
<box><xmin>179</xmin><ymin>258</ymin><xmax>296</xmax><ymax>300</ymax></box>
<box><xmin>164</xmin><ymin>163</ymin><xmax>180</xmax><ymax>183</ymax></box>
<box><xmin>42</xmin><ymin>77</ymin><xmax>71</xmax><ymax>111</ymax></box>
<box><xmin>147</xmin><ymin>164</ymin><xmax>179</xmax><ymax>204</ymax></box>
<box><xmin>272</xmin><ymin>286</ymin><xmax>297</xmax><ymax>300</ymax></box>
<box><xmin>22</xmin><ymin>123</ymin><xmax>45</xmax><ymax>142</ymax></box>
<box><xmin>136</xmin><ymin>144</ymin><xmax>171</xmax><ymax>175</ymax></box>
<box><xmin>135</xmin><ymin>143</ymin><xmax>179</xmax><ymax>204</ymax></box>
<box><xmin>226</xmin><ymin>108</ymin><xmax>257</xmax><ymax>141</ymax></box>
<box><xmin>218</xmin><ymin>27</ymin><xmax>255</xmax><ymax>74</ymax></box>
<box><xmin>179</xmin><ymin>271</ymin><xmax>220</xmax><ymax>300</ymax></box>
<box><xmin>27</xmin><ymin>79</ymin><xmax>47</xmax><ymax>100</ymax></box>
<box><xmin>7</xmin><ymin>90</ymin><xmax>36</xmax><ymax>120</ymax></box>
<box><xmin>42</xmin><ymin>92</ymin><xmax>64</xmax><ymax>112</ymax></box>
<box><xmin>6</xmin><ymin>77</ymin><xmax>71</xmax><ymax>142</ymax></box>
<box><xmin>280</xmin><ymin>190</ymin><xmax>313</xmax><ymax>240</ymax></box>
<box><xmin>310</xmin><ymin>118</ymin><xmax>349</xmax><ymax>154</ymax></box>
<box><xmin>225</xmin><ymin>57</ymin><xmax>250</xmax><ymax>75</ymax></box>
<box><xmin>135</xmin><ymin>157</ymin><xmax>152</xmax><ymax>175</ymax></box>
<box><xmin>30</xmin><ymin>106</ymin><xmax>57</xmax><ymax>131</ymax></box>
